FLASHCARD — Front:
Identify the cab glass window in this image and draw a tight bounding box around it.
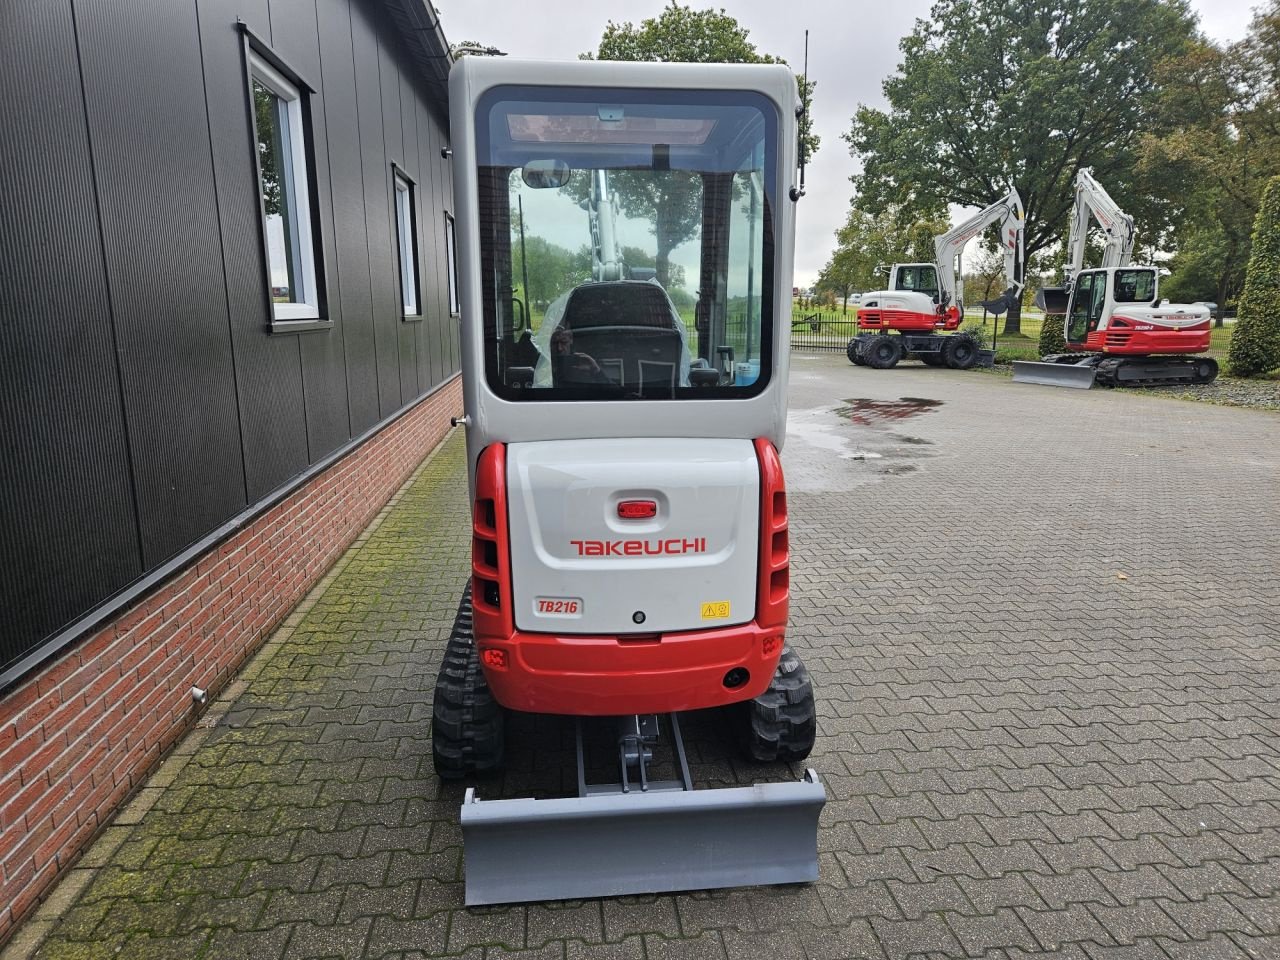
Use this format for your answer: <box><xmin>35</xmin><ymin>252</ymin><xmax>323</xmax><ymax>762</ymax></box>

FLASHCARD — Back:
<box><xmin>897</xmin><ymin>265</ymin><xmax>939</xmax><ymax>301</ymax></box>
<box><xmin>475</xmin><ymin>86</ymin><xmax>777</xmax><ymax>400</ymax></box>
<box><xmin>1114</xmin><ymin>268</ymin><xmax>1156</xmax><ymax>303</ymax></box>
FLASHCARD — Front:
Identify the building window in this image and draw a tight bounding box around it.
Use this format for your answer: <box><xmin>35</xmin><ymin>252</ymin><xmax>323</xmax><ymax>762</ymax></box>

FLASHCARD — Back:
<box><xmin>445</xmin><ymin>212</ymin><xmax>460</xmax><ymax>316</ymax></box>
<box><xmin>393</xmin><ymin>172</ymin><xmax>419</xmax><ymax>316</ymax></box>
<box><xmin>249</xmin><ymin>51</ymin><xmax>321</xmax><ymax>322</ymax></box>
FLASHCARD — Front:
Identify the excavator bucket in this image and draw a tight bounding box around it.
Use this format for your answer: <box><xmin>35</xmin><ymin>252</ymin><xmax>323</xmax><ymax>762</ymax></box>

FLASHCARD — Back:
<box><xmin>976</xmin><ymin>286</ymin><xmax>1018</xmax><ymax>316</ymax></box>
<box><xmin>1011</xmin><ymin>360</ymin><xmax>1097</xmax><ymax>389</ymax></box>
<box><xmin>459</xmin><ymin>715</ymin><xmax>826</xmax><ymax>906</ymax></box>
<box><xmin>1035</xmin><ymin>286</ymin><xmax>1070</xmax><ymax>315</ymax></box>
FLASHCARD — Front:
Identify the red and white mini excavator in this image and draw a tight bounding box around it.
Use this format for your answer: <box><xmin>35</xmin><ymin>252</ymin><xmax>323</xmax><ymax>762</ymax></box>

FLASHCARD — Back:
<box><xmin>847</xmin><ymin>186</ymin><xmax>1024</xmax><ymax>369</ymax></box>
<box><xmin>436</xmin><ymin>56</ymin><xmax>824</xmax><ymax>906</ymax></box>
<box><xmin>1013</xmin><ymin>168</ymin><xmax>1218</xmax><ymax>388</ymax></box>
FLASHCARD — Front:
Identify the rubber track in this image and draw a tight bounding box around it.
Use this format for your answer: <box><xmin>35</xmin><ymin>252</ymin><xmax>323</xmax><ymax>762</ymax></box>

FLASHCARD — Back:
<box><xmin>744</xmin><ymin>646</ymin><xmax>817</xmax><ymax>762</ymax></box>
<box><xmin>432</xmin><ymin>582</ymin><xmax>505</xmax><ymax>780</ymax></box>
<box><xmin>1094</xmin><ymin>356</ymin><xmax>1218</xmax><ymax>387</ymax></box>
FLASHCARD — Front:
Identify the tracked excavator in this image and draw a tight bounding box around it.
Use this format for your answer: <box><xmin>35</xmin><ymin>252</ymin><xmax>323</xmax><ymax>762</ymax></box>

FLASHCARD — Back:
<box><xmin>437</xmin><ymin>55</ymin><xmax>824</xmax><ymax>907</ymax></box>
<box><xmin>1013</xmin><ymin>168</ymin><xmax>1217</xmax><ymax>389</ymax></box>
<box><xmin>848</xmin><ymin>186</ymin><xmax>1024</xmax><ymax>370</ymax></box>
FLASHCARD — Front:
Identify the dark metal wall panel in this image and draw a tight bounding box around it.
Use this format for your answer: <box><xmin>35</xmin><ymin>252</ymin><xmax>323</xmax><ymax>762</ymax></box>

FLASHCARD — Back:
<box><xmin>412</xmin><ymin>101</ymin><xmax>433</xmax><ymax>394</ymax></box>
<box><xmin>399</xmin><ymin>76</ymin><xmax>427</xmax><ymax>400</ymax></box>
<box><xmin>429</xmin><ymin>115</ymin><xmax>454</xmax><ymax>385</ymax></box>
<box><xmin>268</xmin><ymin>0</ymin><xmax>354</xmax><ymax>462</ymax></box>
<box><xmin>350</xmin><ymin>3</ymin><xmax>401</xmax><ymax>418</ymax></box>
<box><xmin>76</xmin><ymin>0</ymin><xmax>246</xmax><ymax>567</ymax></box>
<box><xmin>0</xmin><ymin>1</ymin><xmax>142</xmax><ymax>671</ymax></box>
<box><xmin>2</xmin><ymin>0</ymin><xmax>455</xmax><ymax>685</ymax></box>
<box><xmin>195</xmin><ymin>0</ymin><xmax>311</xmax><ymax>505</ymax></box>
<box><xmin>316</xmin><ymin>0</ymin><xmax>379</xmax><ymax>435</ymax></box>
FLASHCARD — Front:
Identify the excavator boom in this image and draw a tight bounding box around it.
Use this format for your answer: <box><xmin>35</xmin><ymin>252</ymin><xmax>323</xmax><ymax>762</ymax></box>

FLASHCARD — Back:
<box><xmin>933</xmin><ymin>186</ymin><xmax>1025</xmax><ymax>314</ymax></box>
<box><xmin>1066</xmin><ymin>168</ymin><xmax>1135</xmax><ymax>282</ymax></box>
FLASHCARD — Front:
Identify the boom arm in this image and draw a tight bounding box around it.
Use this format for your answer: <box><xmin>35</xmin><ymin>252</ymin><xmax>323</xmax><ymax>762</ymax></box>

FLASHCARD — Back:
<box><xmin>1064</xmin><ymin>168</ymin><xmax>1135</xmax><ymax>284</ymax></box>
<box><xmin>933</xmin><ymin>185</ymin><xmax>1025</xmax><ymax>313</ymax></box>
<box><xmin>586</xmin><ymin>170</ymin><xmax>624</xmax><ymax>281</ymax></box>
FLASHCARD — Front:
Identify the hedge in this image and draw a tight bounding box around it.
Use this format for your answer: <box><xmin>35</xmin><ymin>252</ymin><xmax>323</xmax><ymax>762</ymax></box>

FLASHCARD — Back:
<box><xmin>1038</xmin><ymin>314</ymin><xmax>1066</xmax><ymax>356</ymax></box>
<box><xmin>1228</xmin><ymin>176</ymin><xmax>1280</xmax><ymax>377</ymax></box>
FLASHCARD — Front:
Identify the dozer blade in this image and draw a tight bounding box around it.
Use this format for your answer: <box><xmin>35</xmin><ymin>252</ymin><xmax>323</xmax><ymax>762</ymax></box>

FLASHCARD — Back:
<box><xmin>1011</xmin><ymin>360</ymin><xmax>1097</xmax><ymax>389</ymax></box>
<box><xmin>461</xmin><ymin>770</ymin><xmax>825</xmax><ymax>906</ymax></box>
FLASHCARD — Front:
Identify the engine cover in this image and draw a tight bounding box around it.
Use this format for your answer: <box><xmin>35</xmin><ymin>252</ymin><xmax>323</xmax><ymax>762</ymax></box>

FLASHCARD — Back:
<box><xmin>505</xmin><ymin>438</ymin><xmax>760</xmax><ymax>635</ymax></box>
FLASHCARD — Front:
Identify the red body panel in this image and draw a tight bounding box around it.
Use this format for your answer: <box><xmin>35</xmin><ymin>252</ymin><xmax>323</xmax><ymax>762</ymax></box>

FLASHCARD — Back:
<box><xmin>471</xmin><ymin>439</ymin><xmax>790</xmax><ymax>716</ymax></box>
<box><xmin>754</xmin><ymin>438</ymin><xmax>789</xmax><ymax>631</ymax></box>
<box><xmin>479</xmin><ymin>622</ymin><xmax>783</xmax><ymax>714</ymax></box>
<box><xmin>1081</xmin><ymin>318</ymin><xmax>1211</xmax><ymax>355</ymax></box>
<box><xmin>857</xmin><ymin>306</ymin><xmax>961</xmax><ymax>332</ymax></box>
<box><xmin>470</xmin><ymin>443</ymin><xmax>516</xmax><ymax>642</ymax></box>
<box><xmin>1080</xmin><ymin>320</ymin><xmax>1208</xmax><ymax>358</ymax></box>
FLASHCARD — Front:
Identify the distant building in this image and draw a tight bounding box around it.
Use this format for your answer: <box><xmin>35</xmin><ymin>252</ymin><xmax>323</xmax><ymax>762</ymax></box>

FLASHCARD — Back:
<box><xmin>0</xmin><ymin>0</ymin><xmax>460</xmax><ymax>940</ymax></box>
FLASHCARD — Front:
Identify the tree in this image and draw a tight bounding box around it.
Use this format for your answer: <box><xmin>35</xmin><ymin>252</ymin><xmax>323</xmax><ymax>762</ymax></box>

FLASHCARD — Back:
<box><xmin>450</xmin><ymin>40</ymin><xmax>506</xmax><ymax>57</ymax></box>
<box><xmin>1138</xmin><ymin>3</ymin><xmax>1280</xmax><ymax>324</ymax></box>
<box><xmin>620</xmin><ymin>245</ymin><xmax>687</xmax><ymax>290</ymax></box>
<box><xmin>1227</xmin><ymin>176</ymin><xmax>1280</xmax><ymax>377</ymax></box>
<box><xmin>1159</xmin><ymin>222</ymin><xmax>1247</xmax><ymax>318</ymax></box>
<box><xmin>845</xmin><ymin>0</ymin><xmax>1197</xmax><ymax>334</ymax></box>
<box><xmin>512</xmin><ymin>236</ymin><xmax>590</xmax><ymax>311</ymax></box>
<box><xmin>583</xmin><ymin>3</ymin><xmax>819</xmax><ymax>286</ymax></box>
<box><xmin>253</xmin><ymin>88</ymin><xmax>281</xmax><ymax>216</ymax></box>
<box><xmin>965</xmin><ymin>246</ymin><xmax>1008</xmax><ymax>321</ymax></box>
<box><xmin>816</xmin><ymin>206</ymin><xmax>949</xmax><ymax>311</ymax></box>
<box><xmin>585</xmin><ymin>4</ymin><xmax>819</xmax><ymax>160</ymax></box>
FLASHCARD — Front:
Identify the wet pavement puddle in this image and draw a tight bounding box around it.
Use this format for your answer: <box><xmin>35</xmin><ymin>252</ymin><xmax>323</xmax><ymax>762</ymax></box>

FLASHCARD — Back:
<box><xmin>833</xmin><ymin>397</ymin><xmax>943</xmax><ymax>425</ymax></box>
<box><xmin>785</xmin><ymin>396</ymin><xmax>943</xmax><ymax>491</ymax></box>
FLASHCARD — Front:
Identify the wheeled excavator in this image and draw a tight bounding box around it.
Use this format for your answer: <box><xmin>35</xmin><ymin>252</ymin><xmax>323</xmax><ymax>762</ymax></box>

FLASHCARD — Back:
<box><xmin>848</xmin><ymin>186</ymin><xmax>1024</xmax><ymax>370</ymax></box>
<box><xmin>1013</xmin><ymin>168</ymin><xmax>1217</xmax><ymax>388</ymax></box>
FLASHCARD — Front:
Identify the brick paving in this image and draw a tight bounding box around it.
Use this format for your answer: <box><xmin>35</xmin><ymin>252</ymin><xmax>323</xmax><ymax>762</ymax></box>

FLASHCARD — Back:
<box><xmin>9</xmin><ymin>356</ymin><xmax>1280</xmax><ymax>959</ymax></box>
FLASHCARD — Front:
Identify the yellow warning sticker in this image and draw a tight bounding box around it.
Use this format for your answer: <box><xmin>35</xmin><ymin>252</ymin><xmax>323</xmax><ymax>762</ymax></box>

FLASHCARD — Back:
<box><xmin>701</xmin><ymin>601</ymin><xmax>731</xmax><ymax>620</ymax></box>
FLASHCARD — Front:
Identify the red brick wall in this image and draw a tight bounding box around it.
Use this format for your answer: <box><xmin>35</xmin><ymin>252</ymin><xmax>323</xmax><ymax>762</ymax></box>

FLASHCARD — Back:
<box><xmin>0</xmin><ymin>377</ymin><xmax>461</xmax><ymax>943</ymax></box>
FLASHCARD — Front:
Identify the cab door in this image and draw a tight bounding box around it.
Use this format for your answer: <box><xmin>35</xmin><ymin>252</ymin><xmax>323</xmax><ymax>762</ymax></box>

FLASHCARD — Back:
<box><xmin>1066</xmin><ymin>270</ymin><xmax>1104</xmax><ymax>345</ymax></box>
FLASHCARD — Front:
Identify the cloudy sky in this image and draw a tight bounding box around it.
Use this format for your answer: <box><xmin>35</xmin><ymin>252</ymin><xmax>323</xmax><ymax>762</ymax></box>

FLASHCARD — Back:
<box><xmin>438</xmin><ymin>0</ymin><xmax>1261</xmax><ymax>287</ymax></box>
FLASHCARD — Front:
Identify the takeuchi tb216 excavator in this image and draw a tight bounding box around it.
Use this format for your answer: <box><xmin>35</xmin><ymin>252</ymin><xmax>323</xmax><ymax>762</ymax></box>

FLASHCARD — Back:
<box><xmin>1013</xmin><ymin>168</ymin><xmax>1218</xmax><ymax>389</ymax></box>
<box><xmin>847</xmin><ymin>186</ymin><xmax>1025</xmax><ymax>370</ymax></box>
<box><xmin>439</xmin><ymin>55</ymin><xmax>824</xmax><ymax>908</ymax></box>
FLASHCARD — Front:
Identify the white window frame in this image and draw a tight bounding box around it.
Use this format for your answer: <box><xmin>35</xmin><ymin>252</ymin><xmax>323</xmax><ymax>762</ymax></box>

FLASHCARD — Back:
<box><xmin>393</xmin><ymin>172</ymin><xmax>419</xmax><ymax>316</ymax></box>
<box><xmin>249</xmin><ymin>51</ymin><xmax>320</xmax><ymax>322</ymax></box>
<box><xmin>445</xmin><ymin>212</ymin><xmax>460</xmax><ymax>317</ymax></box>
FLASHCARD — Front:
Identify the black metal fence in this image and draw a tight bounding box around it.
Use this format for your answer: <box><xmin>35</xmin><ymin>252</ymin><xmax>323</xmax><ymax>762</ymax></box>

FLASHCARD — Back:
<box><xmin>718</xmin><ymin>311</ymin><xmax>863</xmax><ymax>358</ymax></box>
<box><xmin>789</xmin><ymin>312</ymin><xmax>860</xmax><ymax>352</ymax></box>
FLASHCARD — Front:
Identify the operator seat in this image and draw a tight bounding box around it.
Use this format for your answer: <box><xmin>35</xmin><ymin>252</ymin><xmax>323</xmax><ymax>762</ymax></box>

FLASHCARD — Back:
<box><xmin>554</xmin><ymin>281</ymin><xmax>684</xmax><ymax>393</ymax></box>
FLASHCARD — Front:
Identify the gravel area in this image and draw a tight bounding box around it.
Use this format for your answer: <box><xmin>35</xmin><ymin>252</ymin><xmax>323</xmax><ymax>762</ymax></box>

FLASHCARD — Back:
<box><xmin>976</xmin><ymin>364</ymin><xmax>1280</xmax><ymax>411</ymax></box>
<box><xmin>1135</xmin><ymin>375</ymin><xmax>1280</xmax><ymax>411</ymax></box>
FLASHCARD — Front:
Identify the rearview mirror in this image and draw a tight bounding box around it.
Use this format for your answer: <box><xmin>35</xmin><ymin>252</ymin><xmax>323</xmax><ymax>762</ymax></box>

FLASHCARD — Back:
<box><xmin>521</xmin><ymin>159</ymin><xmax>573</xmax><ymax>189</ymax></box>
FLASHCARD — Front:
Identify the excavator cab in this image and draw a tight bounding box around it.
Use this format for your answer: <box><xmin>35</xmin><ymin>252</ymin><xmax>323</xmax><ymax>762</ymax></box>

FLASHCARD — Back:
<box><xmin>440</xmin><ymin>56</ymin><xmax>823</xmax><ymax>907</ymax></box>
<box><xmin>893</xmin><ymin>264</ymin><xmax>941</xmax><ymax>303</ymax></box>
